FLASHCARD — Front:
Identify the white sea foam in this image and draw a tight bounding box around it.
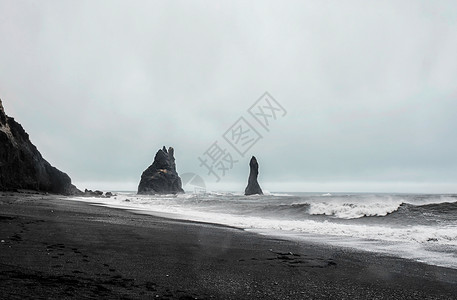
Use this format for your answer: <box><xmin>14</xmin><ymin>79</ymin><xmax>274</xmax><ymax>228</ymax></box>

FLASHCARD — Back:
<box><xmin>263</xmin><ymin>191</ymin><xmax>294</xmax><ymax>197</ymax></box>
<box><xmin>307</xmin><ymin>201</ymin><xmax>403</xmax><ymax>219</ymax></box>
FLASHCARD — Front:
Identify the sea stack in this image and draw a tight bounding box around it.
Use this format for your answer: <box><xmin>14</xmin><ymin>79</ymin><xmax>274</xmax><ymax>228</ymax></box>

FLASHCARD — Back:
<box><xmin>137</xmin><ymin>146</ymin><xmax>184</xmax><ymax>194</ymax></box>
<box><xmin>244</xmin><ymin>156</ymin><xmax>263</xmax><ymax>196</ymax></box>
<box><xmin>0</xmin><ymin>99</ymin><xmax>81</xmax><ymax>195</ymax></box>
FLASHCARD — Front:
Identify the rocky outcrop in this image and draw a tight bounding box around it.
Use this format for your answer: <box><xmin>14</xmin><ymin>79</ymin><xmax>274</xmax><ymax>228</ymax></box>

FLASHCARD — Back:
<box><xmin>244</xmin><ymin>156</ymin><xmax>263</xmax><ymax>196</ymax></box>
<box><xmin>0</xmin><ymin>99</ymin><xmax>81</xmax><ymax>195</ymax></box>
<box><xmin>83</xmin><ymin>189</ymin><xmax>115</xmax><ymax>198</ymax></box>
<box><xmin>137</xmin><ymin>146</ymin><xmax>184</xmax><ymax>194</ymax></box>
<box><xmin>84</xmin><ymin>189</ymin><xmax>104</xmax><ymax>196</ymax></box>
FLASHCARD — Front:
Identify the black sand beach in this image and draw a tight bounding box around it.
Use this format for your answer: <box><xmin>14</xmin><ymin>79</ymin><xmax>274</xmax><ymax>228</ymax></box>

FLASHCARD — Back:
<box><xmin>1</xmin><ymin>193</ymin><xmax>457</xmax><ymax>299</ymax></box>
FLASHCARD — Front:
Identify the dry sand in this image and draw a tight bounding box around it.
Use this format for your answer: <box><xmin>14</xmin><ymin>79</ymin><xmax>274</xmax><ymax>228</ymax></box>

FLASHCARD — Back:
<box><xmin>1</xmin><ymin>192</ymin><xmax>456</xmax><ymax>299</ymax></box>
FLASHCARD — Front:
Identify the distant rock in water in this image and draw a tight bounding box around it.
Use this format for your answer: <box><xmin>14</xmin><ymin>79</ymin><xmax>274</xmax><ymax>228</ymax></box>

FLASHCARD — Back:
<box><xmin>245</xmin><ymin>156</ymin><xmax>263</xmax><ymax>196</ymax></box>
<box><xmin>137</xmin><ymin>146</ymin><xmax>184</xmax><ymax>194</ymax></box>
<box><xmin>83</xmin><ymin>189</ymin><xmax>115</xmax><ymax>198</ymax></box>
<box><xmin>0</xmin><ymin>99</ymin><xmax>81</xmax><ymax>195</ymax></box>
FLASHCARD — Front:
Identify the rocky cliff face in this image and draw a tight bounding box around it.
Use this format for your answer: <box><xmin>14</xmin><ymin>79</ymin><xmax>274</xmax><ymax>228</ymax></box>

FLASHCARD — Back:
<box><xmin>137</xmin><ymin>146</ymin><xmax>184</xmax><ymax>194</ymax></box>
<box><xmin>244</xmin><ymin>156</ymin><xmax>263</xmax><ymax>196</ymax></box>
<box><xmin>0</xmin><ymin>99</ymin><xmax>81</xmax><ymax>195</ymax></box>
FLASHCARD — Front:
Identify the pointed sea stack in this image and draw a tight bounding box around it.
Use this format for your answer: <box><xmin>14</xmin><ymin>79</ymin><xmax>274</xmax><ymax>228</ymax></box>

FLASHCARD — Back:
<box><xmin>0</xmin><ymin>98</ymin><xmax>81</xmax><ymax>195</ymax></box>
<box><xmin>244</xmin><ymin>156</ymin><xmax>263</xmax><ymax>196</ymax></box>
<box><xmin>137</xmin><ymin>146</ymin><xmax>184</xmax><ymax>194</ymax></box>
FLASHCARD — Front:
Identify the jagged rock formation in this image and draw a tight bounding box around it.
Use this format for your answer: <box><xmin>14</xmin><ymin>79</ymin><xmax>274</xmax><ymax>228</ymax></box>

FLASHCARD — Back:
<box><xmin>244</xmin><ymin>156</ymin><xmax>263</xmax><ymax>196</ymax></box>
<box><xmin>0</xmin><ymin>99</ymin><xmax>81</xmax><ymax>195</ymax></box>
<box><xmin>137</xmin><ymin>146</ymin><xmax>184</xmax><ymax>194</ymax></box>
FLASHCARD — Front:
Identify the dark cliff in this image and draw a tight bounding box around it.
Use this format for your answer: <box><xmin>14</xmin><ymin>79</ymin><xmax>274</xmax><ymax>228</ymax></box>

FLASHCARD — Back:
<box><xmin>0</xmin><ymin>99</ymin><xmax>81</xmax><ymax>195</ymax></box>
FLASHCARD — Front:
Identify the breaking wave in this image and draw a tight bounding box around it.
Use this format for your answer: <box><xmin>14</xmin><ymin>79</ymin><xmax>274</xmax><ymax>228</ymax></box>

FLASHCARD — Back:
<box><xmin>307</xmin><ymin>201</ymin><xmax>402</xmax><ymax>219</ymax></box>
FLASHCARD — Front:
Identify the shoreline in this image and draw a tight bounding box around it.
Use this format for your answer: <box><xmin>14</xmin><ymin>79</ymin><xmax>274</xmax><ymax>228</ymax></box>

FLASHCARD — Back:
<box><xmin>1</xmin><ymin>192</ymin><xmax>457</xmax><ymax>299</ymax></box>
<box><xmin>67</xmin><ymin>192</ymin><xmax>457</xmax><ymax>270</ymax></box>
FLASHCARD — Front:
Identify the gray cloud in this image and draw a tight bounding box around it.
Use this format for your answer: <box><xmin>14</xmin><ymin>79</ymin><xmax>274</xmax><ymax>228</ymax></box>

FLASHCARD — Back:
<box><xmin>1</xmin><ymin>0</ymin><xmax>456</xmax><ymax>192</ymax></box>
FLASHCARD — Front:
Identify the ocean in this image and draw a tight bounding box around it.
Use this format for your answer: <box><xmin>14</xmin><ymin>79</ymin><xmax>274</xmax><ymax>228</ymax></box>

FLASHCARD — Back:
<box><xmin>69</xmin><ymin>192</ymin><xmax>457</xmax><ymax>269</ymax></box>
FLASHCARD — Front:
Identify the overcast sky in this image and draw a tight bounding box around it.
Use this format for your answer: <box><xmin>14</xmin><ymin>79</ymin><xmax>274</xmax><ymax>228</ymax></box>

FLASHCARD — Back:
<box><xmin>1</xmin><ymin>1</ymin><xmax>456</xmax><ymax>192</ymax></box>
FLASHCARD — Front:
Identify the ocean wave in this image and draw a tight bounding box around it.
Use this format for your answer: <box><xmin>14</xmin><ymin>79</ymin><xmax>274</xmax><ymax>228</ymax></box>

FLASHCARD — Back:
<box><xmin>405</xmin><ymin>200</ymin><xmax>457</xmax><ymax>212</ymax></box>
<box><xmin>68</xmin><ymin>195</ymin><xmax>457</xmax><ymax>246</ymax></box>
<box><xmin>307</xmin><ymin>201</ymin><xmax>403</xmax><ymax>219</ymax></box>
<box><xmin>72</xmin><ymin>193</ymin><xmax>457</xmax><ymax>221</ymax></box>
<box><xmin>304</xmin><ymin>196</ymin><xmax>457</xmax><ymax>219</ymax></box>
<box><xmin>403</xmin><ymin>195</ymin><xmax>457</xmax><ymax>205</ymax></box>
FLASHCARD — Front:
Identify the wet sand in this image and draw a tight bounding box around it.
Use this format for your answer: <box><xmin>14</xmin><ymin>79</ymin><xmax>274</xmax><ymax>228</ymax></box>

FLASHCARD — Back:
<box><xmin>1</xmin><ymin>192</ymin><xmax>456</xmax><ymax>299</ymax></box>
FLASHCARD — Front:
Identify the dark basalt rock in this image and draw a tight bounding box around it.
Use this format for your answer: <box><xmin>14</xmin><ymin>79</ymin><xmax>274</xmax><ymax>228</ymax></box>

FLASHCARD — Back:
<box><xmin>0</xmin><ymin>99</ymin><xmax>81</xmax><ymax>195</ymax></box>
<box><xmin>137</xmin><ymin>146</ymin><xmax>184</xmax><ymax>194</ymax></box>
<box><xmin>244</xmin><ymin>156</ymin><xmax>263</xmax><ymax>196</ymax></box>
<box><xmin>84</xmin><ymin>189</ymin><xmax>103</xmax><ymax>196</ymax></box>
<box><xmin>83</xmin><ymin>189</ymin><xmax>114</xmax><ymax>197</ymax></box>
